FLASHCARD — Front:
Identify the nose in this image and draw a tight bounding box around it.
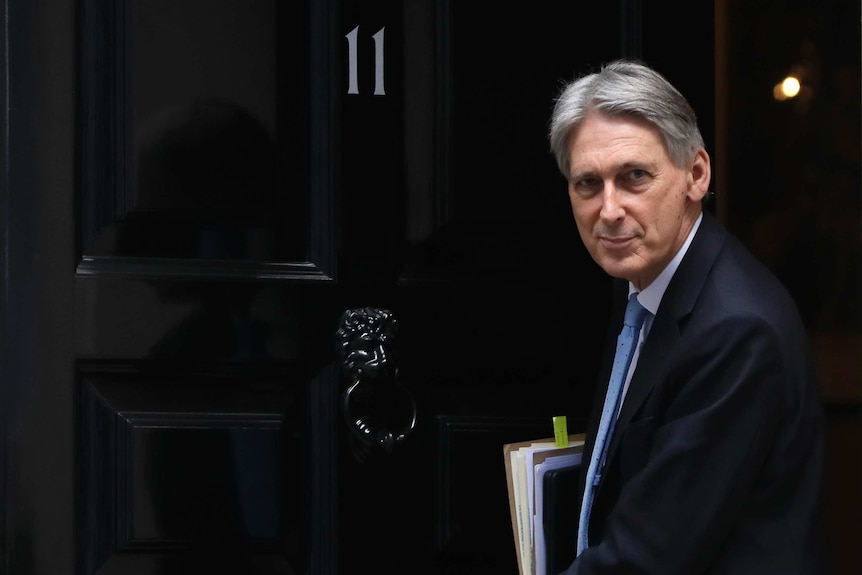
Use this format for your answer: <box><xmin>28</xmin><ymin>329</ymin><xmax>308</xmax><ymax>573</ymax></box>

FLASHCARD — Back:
<box><xmin>598</xmin><ymin>184</ymin><xmax>625</xmax><ymax>222</ymax></box>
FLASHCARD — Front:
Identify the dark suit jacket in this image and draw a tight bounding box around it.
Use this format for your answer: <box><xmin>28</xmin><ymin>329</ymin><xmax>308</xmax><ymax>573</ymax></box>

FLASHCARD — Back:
<box><xmin>562</xmin><ymin>211</ymin><xmax>827</xmax><ymax>574</ymax></box>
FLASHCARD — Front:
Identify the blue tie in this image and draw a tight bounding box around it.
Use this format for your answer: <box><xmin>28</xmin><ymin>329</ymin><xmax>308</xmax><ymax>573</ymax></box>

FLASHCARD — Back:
<box><xmin>577</xmin><ymin>292</ymin><xmax>649</xmax><ymax>555</ymax></box>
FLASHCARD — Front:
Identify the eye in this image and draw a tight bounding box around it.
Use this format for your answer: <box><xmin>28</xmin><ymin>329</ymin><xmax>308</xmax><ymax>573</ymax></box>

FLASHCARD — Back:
<box><xmin>570</xmin><ymin>176</ymin><xmax>602</xmax><ymax>197</ymax></box>
<box><xmin>620</xmin><ymin>167</ymin><xmax>651</xmax><ymax>190</ymax></box>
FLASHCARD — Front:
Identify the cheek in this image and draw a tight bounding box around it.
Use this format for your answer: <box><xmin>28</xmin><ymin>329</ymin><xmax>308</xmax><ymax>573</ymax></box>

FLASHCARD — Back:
<box><xmin>569</xmin><ymin>194</ymin><xmax>595</xmax><ymax>220</ymax></box>
<box><xmin>570</xmin><ymin>203</ymin><xmax>594</xmax><ymax>235</ymax></box>
<box><xmin>649</xmin><ymin>192</ymin><xmax>685</xmax><ymax>234</ymax></box>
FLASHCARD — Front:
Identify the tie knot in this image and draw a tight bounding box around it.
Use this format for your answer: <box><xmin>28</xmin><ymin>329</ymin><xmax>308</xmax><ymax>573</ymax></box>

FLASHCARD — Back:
<box><xmin>624</xmin><ymin>293</ymin><xmax>648</xmax><ymax>329</ymax></box>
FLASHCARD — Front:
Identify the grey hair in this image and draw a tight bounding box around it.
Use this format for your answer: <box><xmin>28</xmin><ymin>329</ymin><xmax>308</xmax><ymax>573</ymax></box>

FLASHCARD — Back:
<box><xmin>549</xmin><ymin>59</ymin><xmax>704</xmax><ymax>178</ymax></box>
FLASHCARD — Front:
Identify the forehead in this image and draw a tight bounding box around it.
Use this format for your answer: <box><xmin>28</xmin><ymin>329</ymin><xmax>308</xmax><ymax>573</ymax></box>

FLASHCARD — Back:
<box><xmin>568</xmin><ymin>113</ymin><xmax>669</xmax><ymax>172</ymax></box>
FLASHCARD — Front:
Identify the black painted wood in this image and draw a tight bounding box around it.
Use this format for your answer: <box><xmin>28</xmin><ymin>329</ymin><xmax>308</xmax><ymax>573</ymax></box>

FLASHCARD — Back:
<box><xmin>0</xmin><ymin>1</ymin><xmax>732</xmax><ymax>574</ymax></box>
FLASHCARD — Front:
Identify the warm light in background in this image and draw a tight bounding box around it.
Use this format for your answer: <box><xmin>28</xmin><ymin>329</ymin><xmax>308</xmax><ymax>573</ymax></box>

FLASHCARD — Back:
<box><xmin>773</xmin><ymin>75</ymin><xmax>801</xmax><ymax>100</ymax></box>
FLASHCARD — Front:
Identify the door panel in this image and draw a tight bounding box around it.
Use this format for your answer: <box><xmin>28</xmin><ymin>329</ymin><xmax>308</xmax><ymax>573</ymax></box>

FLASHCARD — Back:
<box><xmin>2</xmin><ymin>1</ymin><xmax>716</xmax><ymax>574</ymax></box>
<box><xmin>79</xmin><ymin>364</ymin><xmax>305</xmax><ymax>574</ymax></box>
<box><xmin>76</xmin><ymin>0</ymin><xmax>335</xmax><ymax>573</ymax></box>
<box><xmin>79</xmin><ymin>0</ymin><xmax>319</xmax><ymax>275</ymax></box>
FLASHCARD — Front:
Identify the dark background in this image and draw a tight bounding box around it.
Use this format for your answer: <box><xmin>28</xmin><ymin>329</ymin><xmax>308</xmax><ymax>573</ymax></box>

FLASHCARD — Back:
<box><xmin>0</xmin><ymin>0</ymin><xmax>858</xmax><ymax>573</ymax></box>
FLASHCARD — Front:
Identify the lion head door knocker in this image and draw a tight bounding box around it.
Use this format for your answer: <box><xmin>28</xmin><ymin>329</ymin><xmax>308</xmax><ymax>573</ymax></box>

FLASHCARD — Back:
<box><xmin>336</xmin><ymin>307</ymin><xmax>417</xmax><ymax>456</ymax></box>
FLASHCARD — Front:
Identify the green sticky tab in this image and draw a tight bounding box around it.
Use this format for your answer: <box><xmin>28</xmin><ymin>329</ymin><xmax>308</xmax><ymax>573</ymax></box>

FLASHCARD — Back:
<box><xmin>553</xmin><ymin>416</ymin><xmax>568</xmax><ymax>447</ymax></box>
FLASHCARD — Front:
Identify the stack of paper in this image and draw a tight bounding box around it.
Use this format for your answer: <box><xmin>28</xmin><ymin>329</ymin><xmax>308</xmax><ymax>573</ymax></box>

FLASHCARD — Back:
<box><xmin>503</xmin><ymin>434</ymin><xmax>584</xmax><ymax>575</ymax></box>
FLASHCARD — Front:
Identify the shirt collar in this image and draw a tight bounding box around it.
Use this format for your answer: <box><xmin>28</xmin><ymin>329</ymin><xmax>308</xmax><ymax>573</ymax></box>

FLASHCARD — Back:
<box><xmin>628</xmin><ymin>212</ymin><xmax>703</xmax><ymax>317</ymax></box>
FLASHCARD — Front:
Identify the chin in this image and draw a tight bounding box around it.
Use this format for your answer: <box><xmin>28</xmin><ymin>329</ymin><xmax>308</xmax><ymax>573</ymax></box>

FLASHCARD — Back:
<box><xmin>598</xmin><ymin>261</ymin><xmax>635</xmax><ymax>282</ymax></box>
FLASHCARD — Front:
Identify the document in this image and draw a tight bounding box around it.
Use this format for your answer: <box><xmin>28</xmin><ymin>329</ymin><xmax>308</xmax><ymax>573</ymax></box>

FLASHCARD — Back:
<box><xmin>503</xmin><ymin>433</ymin><xmax>584</xmax><ymax>575</ymax></box>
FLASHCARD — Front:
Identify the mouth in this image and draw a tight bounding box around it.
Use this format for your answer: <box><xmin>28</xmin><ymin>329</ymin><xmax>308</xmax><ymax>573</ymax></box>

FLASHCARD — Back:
<box><xmin>599</xmin><ymin>235</ymin><xmax>636</xmax><ymax>250</ymax></box>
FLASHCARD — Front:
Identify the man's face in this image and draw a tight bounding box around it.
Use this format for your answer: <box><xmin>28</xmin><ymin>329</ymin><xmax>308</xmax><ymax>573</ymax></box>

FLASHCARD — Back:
<box><xmin>566</xmin><ymin>112</ymin><xmax>710</xmax><ymax>290</ymax></box>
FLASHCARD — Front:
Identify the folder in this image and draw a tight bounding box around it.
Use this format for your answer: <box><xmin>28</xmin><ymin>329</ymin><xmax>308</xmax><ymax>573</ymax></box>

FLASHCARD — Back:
<box><xmin>503</xmin><ymin>433</ymin><xmax>584</xmax><ymax>575</ymax></box>
<box><xmin>541</xmin><ymin>464</ymin><xmax>580</xmax><ymax>575</ymax></box>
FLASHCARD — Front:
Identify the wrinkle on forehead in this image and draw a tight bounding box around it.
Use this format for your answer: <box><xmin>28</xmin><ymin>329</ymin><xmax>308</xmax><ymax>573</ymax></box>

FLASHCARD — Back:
<box><xmin>568</xmin><ymin>114</ymin><xmax>670</xmax><ymax>180</ymax></box>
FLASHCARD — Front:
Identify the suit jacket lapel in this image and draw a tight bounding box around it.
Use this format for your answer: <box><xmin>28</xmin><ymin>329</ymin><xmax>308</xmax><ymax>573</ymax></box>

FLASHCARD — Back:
<box><xmin>606</xmin><ymin>212</ymin><xmax>728</xmax><ymax>461</ymax></box>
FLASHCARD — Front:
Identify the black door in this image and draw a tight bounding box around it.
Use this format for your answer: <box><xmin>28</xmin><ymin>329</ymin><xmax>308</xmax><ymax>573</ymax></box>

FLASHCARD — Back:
<box><xmin>0</xmin><ymin>1</ymin><xmax>714</xmax><ymax>574</ymax></box>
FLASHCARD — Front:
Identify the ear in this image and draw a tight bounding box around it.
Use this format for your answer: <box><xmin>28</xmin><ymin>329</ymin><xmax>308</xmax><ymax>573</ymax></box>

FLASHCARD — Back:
<box><xmin>685</xmin><ymin>148</ymin><xmax>711</xmax><ymax>202</ymax></box>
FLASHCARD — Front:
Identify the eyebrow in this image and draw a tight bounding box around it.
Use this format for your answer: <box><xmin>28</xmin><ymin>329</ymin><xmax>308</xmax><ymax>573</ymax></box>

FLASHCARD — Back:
<box><xmin>569</xmin><ymin>160</ymin><xmax>653</xmax><ymax>182</ymax></box>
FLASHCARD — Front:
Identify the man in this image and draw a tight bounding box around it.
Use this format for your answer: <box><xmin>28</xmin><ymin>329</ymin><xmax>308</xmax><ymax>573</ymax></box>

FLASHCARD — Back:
<box><xmin>548</xmin><ymin>60</ymin><xmax>827</xmax><ymax>573</ymax></box>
